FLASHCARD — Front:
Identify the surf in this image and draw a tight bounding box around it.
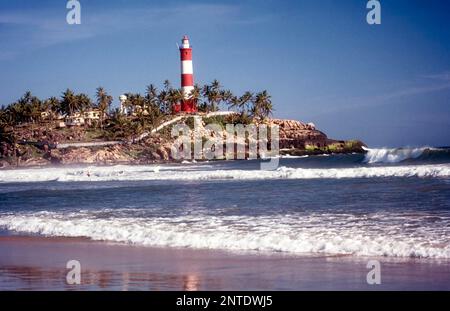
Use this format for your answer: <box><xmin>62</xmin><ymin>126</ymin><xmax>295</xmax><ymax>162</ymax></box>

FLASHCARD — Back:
<box><xmin>1</xmin><ymin>211</ymin><xmax>449</xmax><ymax>259</ymax></box>
<box><xmin>363</xmin><ymin>146</ymin><xmax>450</xmax><ymax>164</ymax></box>
<box><xmin>1</xmin><ymin>163</ymin><xmax>450</xmax><ymax>183</ymax></box>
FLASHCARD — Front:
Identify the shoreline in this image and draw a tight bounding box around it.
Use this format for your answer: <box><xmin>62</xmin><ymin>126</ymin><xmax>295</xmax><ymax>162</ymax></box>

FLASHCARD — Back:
<box><xmin>0</xmin><ymin>149</ymin><xmax>366</xmax><ymax>171</ymax></box>
<box><xmin>1</xmin><ymin>235</ymin><xmax>449</xmax><ymax>290</ymax></box>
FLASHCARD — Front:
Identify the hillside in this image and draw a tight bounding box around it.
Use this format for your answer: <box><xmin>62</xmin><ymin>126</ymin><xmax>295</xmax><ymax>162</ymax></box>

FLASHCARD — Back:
<box><xmin>0</xmin><ymin>116</ymin><xmax>365</xmax><ymax>168</ymax></box>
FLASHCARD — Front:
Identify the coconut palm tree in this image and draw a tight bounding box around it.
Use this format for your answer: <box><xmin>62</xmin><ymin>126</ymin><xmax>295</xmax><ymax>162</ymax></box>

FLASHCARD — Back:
<box><xmin>188</xmin><ymin>84</ymin><xmax>202</xmax><ymax>108</ymax></box>
<box><xmin>76</xmin><ymin>93</ymin><xmax>93</xmax><ymax>112</ymax></box>
<box><xmin>252</xmin><ymin>90</ymin><xmax>273</xmax><ymax>120</ymax></box>
<box><xmin>168</xmin><ymin>88</ymin><xmax>184</xmax><ymax>111</ymax></box>
<box><xmin>0</xmin><ymin>107</ymin><xmax>9</xmax><ymax>128</ymax></box>
<box><xmin>163</xmin><ymin>80</ymin><xmax>171</xmax><ymax>90</ymax></box>
<box><xmin>14</xmin><ymin>91</ymin><xmax>42</xmax><ymax>124</ymax></box>
<box><xmin>228</xmin><ymin>95</ymin><xmax>241</xmax><ymax>112</ymax></box>
<box><xmin>61</xmin><ymin>89</ymin><xmax>78</xmax><ymax>116</ymax></box>
<box><xmin>221</xmin><ymin>89</ymin><xmax>233</xmax><ymax>110</ymax></box>
<box><xmin>145</xmin><ymin>84</ymin><xmax>160</xmax><ymax>116</ymax></box>
<box><xmin>7</xmin><ymin>102</ymin><xmax>24</xmax><ymax>125</ymax></box>
<box><xmin>157</xmin><ymin>80</ymin><xmax>173</xmax><ymax>114</ymax></box>
<box><xmin>202</xmin><ymin>80</ymin><xmax>222</xmax><ymax>112</ymax></box>
<box><xmin>106</xmin><ymin>109</ymin><xmax>134</xmax><ymax>139</ymax></box>
<box><xmin>127</xmin><ymin>93</ymin><xmax>147</xmax><ymax>129</ymax></box>
<box><xmin>239</xmin><ymin>91</ymin><xmax>254</xmax><ymax>115</ymax></box>
<box><xmin>43</xmin><ymin>97</ymin><xmax>61</xmax><ymax>122</ymax></box>
<box><xmin>29</xmin><ymin>96</ymin><xmax>43</xmax><ymax>124</ymax></box>
<box><xmin>96</xmin><ymin>87</ymin><xmax>113</xmax><ymax>129</ymax></box>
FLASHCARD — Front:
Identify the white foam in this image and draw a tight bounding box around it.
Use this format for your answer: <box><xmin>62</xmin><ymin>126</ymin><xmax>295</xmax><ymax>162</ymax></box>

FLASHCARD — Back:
<box><xmin>1</xmin><ymin>211</ymin><xmax>449</xmax><ymax>258</ymax></box>
<box><xmin>280</xmin><ymin>155</ymin><xmax>309</xmax><ymax>159</ymax></box>
<box><xmin>0</xmin><ymin>163</ymin><xmax>449</xmax><ymax>183</ymax></box>
<box><xmin>363</xmin><ymin>147</ymin><xmax>428</xmax><ymax>163</ymax></box>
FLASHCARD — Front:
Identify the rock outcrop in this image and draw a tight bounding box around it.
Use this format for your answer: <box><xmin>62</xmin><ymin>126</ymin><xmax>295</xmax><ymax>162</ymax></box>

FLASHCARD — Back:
<box><xmin>49</xmin><ymin>145</ymin><xmax>133</xmax><ymax>165</ymax></box>
<box><xmin>269</xmin><ymin>119</ymin><xmax>328</xmax><ymax>149</ymax></box>
<box><xmin>0</xmin><ymin>117</ymin><xmax>365</xmax><ymax>168</ymax></box>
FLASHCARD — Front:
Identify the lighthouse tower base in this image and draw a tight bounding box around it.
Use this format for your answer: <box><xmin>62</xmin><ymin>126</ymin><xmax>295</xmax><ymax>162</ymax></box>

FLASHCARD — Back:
<box><xmin>182</xmin><ymin>99</ymin><xmax>197</xmax><ymax>113</ymax></box>
<box><xmin>173</xmin><ymin>100</ymin><xmax>197</xmax><ymax>114</ymax></box>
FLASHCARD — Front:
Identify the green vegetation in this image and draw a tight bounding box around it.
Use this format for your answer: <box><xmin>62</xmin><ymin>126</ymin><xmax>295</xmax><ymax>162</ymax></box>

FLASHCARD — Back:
<box><xmin>1</xmin><ymin>79</ymin><xmax>273</xmax><ymax>139</ymax></box>
<box><xmin>0</xmin><ymin>79</ymin><xmax>275</xmax><ymax>162</ymax></box>
<box><xmin>326</xmin><ymin>143</ymin><xmax>341</xmax><ymax>152</ymax></box>
<box><xmin>305</xmin><ymin>145</ymin><xmax>317</xmax><ymax>152</ymax></box>
<box><xmin>296</xmin><ymin>140</ymin><xmax>364</xmax><ymax>155</ymax></box>
<box><xmin>345</xmin><ymin>140</ymin><xmax>360</xmax><ymax>149</ymax></box>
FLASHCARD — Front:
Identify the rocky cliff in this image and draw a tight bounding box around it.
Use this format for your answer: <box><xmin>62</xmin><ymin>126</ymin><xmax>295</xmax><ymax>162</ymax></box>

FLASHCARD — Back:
<box><xmin>270</xmin><ymin>119</ymin><xmax>328</xmax><ymax>149</ymax></box>
<box><xmin>269</xmin><ymin>119</ymin><xmax>365</xmax><ymax>154</ymax></box>
<box><xmin>0</xmin><ymin>117</ymin><xmax>365</xmax><ymax>168</ymax></box>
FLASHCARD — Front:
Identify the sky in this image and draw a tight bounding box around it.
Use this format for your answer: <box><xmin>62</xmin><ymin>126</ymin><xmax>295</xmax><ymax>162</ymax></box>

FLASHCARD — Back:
<box><xmin>0</xmin><ymin>0</ymin><xmax>449</xmax><ymax>147</ymax></box>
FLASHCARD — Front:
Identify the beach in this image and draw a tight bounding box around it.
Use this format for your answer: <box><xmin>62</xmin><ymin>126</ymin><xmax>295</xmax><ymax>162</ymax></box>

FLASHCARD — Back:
<box><xmin>1</xmin><ymin>236</ymin><xmax>450</xmax><ymax>291</ymax></box>
<box><xmin>1</xmin><ymin>0</ymin><xmax>449</xmax><ymax>296</ymax></box>
<box><xmin>1</xmin><ymin>150</ymin><xmax>450</xmax><ymax>290</ymax></box>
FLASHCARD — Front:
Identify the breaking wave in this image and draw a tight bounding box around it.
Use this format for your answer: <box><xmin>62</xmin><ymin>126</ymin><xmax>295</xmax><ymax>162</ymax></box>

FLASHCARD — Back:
<box><xmin>0</xmin><ymin>211</ymin><xmax>449</xmax><ymax>258</ymax></box>
<box><xmin>0</xmin><ymin>163</ymin><xmax>449</xmax><ymax>183</ymax></box>
<box><xmin>363</xmin><ymin>147</ymin><xmax>450</xmax><ymax>164</ymax></box>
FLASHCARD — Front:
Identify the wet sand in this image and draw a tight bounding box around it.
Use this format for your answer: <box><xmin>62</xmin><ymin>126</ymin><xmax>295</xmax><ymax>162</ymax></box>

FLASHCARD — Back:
<box><xmin>0</xmin><ymin>236</ymin><xmax>449</xmax><ymax>290</ymax></box>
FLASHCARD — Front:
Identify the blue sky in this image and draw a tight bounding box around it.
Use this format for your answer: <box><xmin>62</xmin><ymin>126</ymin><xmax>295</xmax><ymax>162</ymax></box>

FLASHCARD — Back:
<box><xmin>0</xmin><ymin>0</ymin><xmax>449</xmax><ymax>147</ymax></box>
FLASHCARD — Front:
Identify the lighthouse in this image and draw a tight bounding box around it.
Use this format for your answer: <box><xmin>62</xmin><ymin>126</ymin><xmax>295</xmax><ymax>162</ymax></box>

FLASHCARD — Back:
<box><xmin>178</xmin><ymin>35</ymin><xmax>197</xmax><ymax>113</ymax></box>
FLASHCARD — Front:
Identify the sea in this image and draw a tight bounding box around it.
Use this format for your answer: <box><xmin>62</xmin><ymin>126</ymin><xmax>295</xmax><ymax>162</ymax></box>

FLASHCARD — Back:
<box><xmin>0</xmin><ymin>147</ymin><xmax>449</xmax><ymax>259</ymax></box>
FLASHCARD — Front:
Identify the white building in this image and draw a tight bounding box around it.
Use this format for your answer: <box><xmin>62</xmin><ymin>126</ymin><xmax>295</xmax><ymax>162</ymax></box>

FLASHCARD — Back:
<box><xmin>119</xmin><ymin>95</ymin><xmax>128</xmax><ymax>115</ymax></box>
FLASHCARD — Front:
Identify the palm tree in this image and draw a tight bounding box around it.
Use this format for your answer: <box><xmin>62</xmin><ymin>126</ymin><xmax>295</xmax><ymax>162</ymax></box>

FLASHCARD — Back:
<box><xmin>145</xmin><ymin>84</ymin><xmax>160</xmax><ymax>116</ymax></box>
<box><xmin>163</xmin><ymin>80</ymin><xmax>171</xmax><ymax>90</ymax></box>
<box><xmin>14</xmin><ymin>91</ymin><xmax>42</xmax><ymax>124</ymax></box>
<box><xmin>106</xmin><ymin>109</ymin><xmax>134</xmax><ymax>139</ymax></box>
<box><xmin>221</xmin><ymin>89</ymin><xmax>233</xmax><ymax>110</ymax></box>
<box><xmin>0</xmin><ymin>107</ymin><xmax>9</xmax><ymax>128</ymax></box>
<box><xmin>76</xmin><ymin>93</ymin><xmax>93</xmax><ymax>112</ymax></box>
<box><xmin>8</xmin><ymin>102</ymin><xmax>25</xmax><ymax>125</ymax></box>
<box><xmin>239</xmin><ymin>91</ymin><xmax>254</xmax><ymax>115</ymax></box>
<box><xmin>188</xmin><ymin>84</ymin><xmax>202</xmax><ymax>108</ymax></box>
<box><xmin>261</xmin><ymin>100</ymin><xmax>274</xmax><ymax>119</ymax></box>
<box><xmin>221</xmin><ymin>89</ymin><xmax>233</xmax><ymax>101</ymax></box>
<box><xmin>252</xmin><ymin>90</ymin><xmax>273</xmax><ymax>120</ymax></box>
<box><xmin>157</xmin><ymin>80</ymin><xmax>172</xmax><ymax>114</ymax></box>
<box><xmin>202</xmin><ymin>80</ymin><xmax>222</xmax><ymax>112</ymax></box>
<box><xmin>43</xmin><ymin>97</ymin><xmax>61</xmax><ymax>122</ymax></box>
<box><xmin>211</xmin><ymin>79</ymin><xmax>220</xmax><ymax>90</ymax></box>
<box><xmin>229</xmin><ymin>95</ymin><xmax>241</xmax><ymax>112</ymax></box>
<box><xmin>96</xmin><ymin>87</ymin><xmax>113</xmax><ymax>129</ymax></box>
<box><xmin>127</xmin><ymin>93</ymin><xmax>147</xmax><ymax>130</ymax></box>
<box><xmin>168</xmin><ymin>88</ymin><xmax>184</xmax><ymax>111</ymax></box>
<box><xmin>61</xmin><ymin>89</ymin><xmax>77</xmax><ymax>116</ymax></box>
<box><xmin>29</xmin><ymin>96</ymin><xmax>43</xmax><ymax>124</ymax></box>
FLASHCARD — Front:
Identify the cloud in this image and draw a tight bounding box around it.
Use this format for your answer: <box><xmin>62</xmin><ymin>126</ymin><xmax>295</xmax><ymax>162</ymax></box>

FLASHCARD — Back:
<box><xmin>420</xmin><ymin>71</ymin><xmax>450</xmax><ymax>81</ymax></box>
<box><xmin>308</xmin><ymin>71</ymin><xmax>450</xmax><ymax>117</ymax></box>
<box><xmin>0</xmin><ymin>3</ymin><xmax>245</xmax><ymax>60</ymax></box>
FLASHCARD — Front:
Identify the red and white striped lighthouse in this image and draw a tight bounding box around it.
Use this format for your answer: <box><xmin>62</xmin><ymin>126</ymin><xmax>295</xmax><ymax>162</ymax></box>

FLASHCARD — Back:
<box><xmin>179</xmin><ymin>35</ymin><xmax>197</xmax><ymax>113</ymax></box>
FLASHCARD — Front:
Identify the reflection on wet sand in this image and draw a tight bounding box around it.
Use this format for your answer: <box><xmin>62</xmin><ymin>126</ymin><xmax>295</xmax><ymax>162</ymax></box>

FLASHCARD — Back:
<box><xmin>0</xmin><ymin>265</ymin><xmax>207</xmax><ymax>291</ymax></box>
<box><xmin>183</xmin><ymin>274</ymin><xmax>200</xmax><ymax>291</ymax></box>
<box><xmin>1</xmin><ymin>236</ymin><xmax>449</xmax><ymax>290</ymax></box>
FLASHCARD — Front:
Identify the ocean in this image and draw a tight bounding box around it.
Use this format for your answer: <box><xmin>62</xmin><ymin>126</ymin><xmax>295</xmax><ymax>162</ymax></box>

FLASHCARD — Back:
<box><xmin>1</xmin><ymin>147</ymin><xmax>449</xmax><ymax>260</ymax></box>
